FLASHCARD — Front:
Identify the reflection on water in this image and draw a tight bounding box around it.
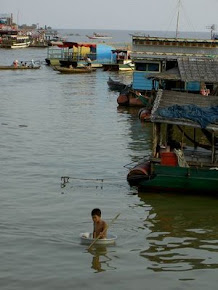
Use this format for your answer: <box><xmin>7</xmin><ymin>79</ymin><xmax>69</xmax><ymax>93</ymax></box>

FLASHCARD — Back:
<box><xmin>88</xmin><ymin>246</ymin><xmax>116</xmax><ymax>273</ymax></box>
<box><xmin>117</xmin><ymin>106</ymin><xmax>153</xmax><ymax>166</ymax></box>
<box><xmin>138</xmin><ymin>193</ymin><xmax>218</xmax><ymax>272</ymax></box>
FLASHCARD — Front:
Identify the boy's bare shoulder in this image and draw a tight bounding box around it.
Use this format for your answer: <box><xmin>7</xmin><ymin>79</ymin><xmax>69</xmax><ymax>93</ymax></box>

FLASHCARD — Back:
<box><xmin>101</xmin><ymin>220</ymin><xmax>107</xmax><ymax>227</ymax></box>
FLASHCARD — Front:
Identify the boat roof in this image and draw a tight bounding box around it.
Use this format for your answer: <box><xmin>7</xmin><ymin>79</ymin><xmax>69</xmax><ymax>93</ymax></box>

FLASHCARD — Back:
<box><xmin>58</xmin><ymin>42</ymin><xmax>96</xmax><ymax>48</ymax></box>
<box><xmin>131</xmin><ymin>35</ymin><xmax>218</xmax><ymax>44</ymax></box>
<box><xmin>111</xmin><ymin>49</ymin><xmax>130</xmax><ymax>53</ymax></box>
<box><xmin>151</xmin><ymin>90</ymin><xmax>218</xmax><ymax>131</ymax></box>
<box><xmin>148</xmin><ymin>67</ymin><xmax>181</xmax><ymax>81</ymax></box>
<box><xmin>147</xmin><ymin>57</ymin><xmax>218</xmax><ymax>83</ymax></box>
<box><xmin>178</xmin><ymin>57</ymin><xmax>218</xmax><ymax>82</ymax></box>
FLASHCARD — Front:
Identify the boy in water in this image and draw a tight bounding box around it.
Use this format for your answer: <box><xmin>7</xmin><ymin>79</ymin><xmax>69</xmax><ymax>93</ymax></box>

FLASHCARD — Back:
<box><xmin>91</xmin><ymin>208</ymin><xmax>107</xmax><ymax>239</ymax></box>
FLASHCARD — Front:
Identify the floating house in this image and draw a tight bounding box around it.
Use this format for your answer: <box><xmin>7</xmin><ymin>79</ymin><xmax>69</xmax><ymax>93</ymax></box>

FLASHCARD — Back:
<box><xmin>117</xmin><ymin>35</ymin><xmax>218</xmax><ymax>107</ymax></box>
<box><xmin>45</xmin><ymin>42</ymin><xmax>115</xmax><ymax>68</ymax></box>
<box><xmin>137</xmin><ymin>56</ymin><xmax>218</xmax><ymax>121</ymax></box>
<box><xmin>148</xmin><ymin>57</ymin><xmax>218</xmax><ymax>94</ymax></box>
<box><xmin>131</xmin><ymin>35</ymin><xmax>218</xmax><ymax>92</ymax></box>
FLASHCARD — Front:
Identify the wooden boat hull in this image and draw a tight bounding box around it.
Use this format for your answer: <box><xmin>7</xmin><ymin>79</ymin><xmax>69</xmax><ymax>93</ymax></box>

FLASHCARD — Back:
<box><xmin>117</xmin><ymin>94</ymin><xmax>129</xmax><ymax>106</ymax></box>
<box><xmin>107</xmin><ymin>77</ymin><xmax>127</xmax><ymax>92</ymax></box>
<box><xmin>129</xmin><ymin>95</ymin><xmax>145</xmax><ymax>106</ymax></box>
<box><xmin>0</xmin><ymin>66</ymin><xmax>40</xmax><ymax>70</ymax></box>
<box><xmin>117</xmin><ymin>93</ymin><xmax>145</xmax><ymax>107</ymax></box>
<box><xmin>80</xmin><ymin>233</ymin><xmax>117</xmax><ymax>245</ymax></box>
<box><xmin>137</xmin><ymin>165</ymin><xmax>218</xmax><ymax>194</ymax></box>
<box><xmin>54</xmin><ymin>66</ymin><xmax>96</xmax><ymax>74</ymax></box>
<box><xmin>87</xmin><ymin>36</ymin><xmax>112</xmax><ymax>39</ymax></box>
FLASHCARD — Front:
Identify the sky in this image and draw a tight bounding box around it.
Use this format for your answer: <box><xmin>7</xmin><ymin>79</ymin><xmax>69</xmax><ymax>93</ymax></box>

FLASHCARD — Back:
<box><xmin>1</xmin><ymin>0</ymin><xmax>218</xmax><ymax>32</ymax></box>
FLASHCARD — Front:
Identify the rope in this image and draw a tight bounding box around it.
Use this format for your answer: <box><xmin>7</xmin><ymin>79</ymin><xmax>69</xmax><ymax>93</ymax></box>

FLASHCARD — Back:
<box><xmin>60</xmin><ymin>176</ymin><xmax>127</xmax><ymax>189</ymax></box>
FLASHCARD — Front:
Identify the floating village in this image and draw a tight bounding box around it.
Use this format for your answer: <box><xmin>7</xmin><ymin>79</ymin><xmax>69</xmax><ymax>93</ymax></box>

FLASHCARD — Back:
<box><xmin>1</xmin><ymin>11</ymin><xmax>218</xmax><ymax>195</ymax></box>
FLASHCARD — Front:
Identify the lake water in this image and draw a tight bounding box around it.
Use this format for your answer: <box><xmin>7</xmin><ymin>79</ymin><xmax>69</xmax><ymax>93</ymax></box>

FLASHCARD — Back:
<box><xmin>1</xmin><ymin>30</ymin><xmax>218</xmax><ymax>290</ymax></box>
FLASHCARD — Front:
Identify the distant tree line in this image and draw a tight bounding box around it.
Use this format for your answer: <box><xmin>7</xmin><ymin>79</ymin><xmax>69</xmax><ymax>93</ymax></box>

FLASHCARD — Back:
<box><xmin>17</xmin><ymin>24</ymin><xmax>52</xmax><ymax>30</ymax></box>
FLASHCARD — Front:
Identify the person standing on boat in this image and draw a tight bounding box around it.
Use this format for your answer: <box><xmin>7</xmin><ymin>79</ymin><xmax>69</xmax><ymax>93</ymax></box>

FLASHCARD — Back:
<box><xmin>29</xmin><ymin>59</ymin><xmax>35</xmax><ymax>68</ymax></box>
<box><xmin>91</xmin><ymin>208</ymin><xmax>107</xmax><ymax>239</ymax></box>
<box><xmin>86</xmin><ymin>56</ymin><xmax>92</xmax><ymax>67</ymax></box>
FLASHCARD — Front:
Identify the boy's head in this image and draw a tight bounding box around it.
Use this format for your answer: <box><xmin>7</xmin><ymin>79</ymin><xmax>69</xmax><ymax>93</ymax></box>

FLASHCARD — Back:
<box><xmin>91</xmin><ymin>208</ymin><xmax>101</xmax><ymax>222</ymax></box>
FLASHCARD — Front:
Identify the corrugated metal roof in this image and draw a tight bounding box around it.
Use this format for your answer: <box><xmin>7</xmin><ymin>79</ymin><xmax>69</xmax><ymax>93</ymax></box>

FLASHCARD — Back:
<box><xmin>147</xmin><ymin>67</ymin><xmax>181</xmax><ymax>81</ymax></box>
<box><xmin>151</xmin><ymin>89</ymin><xmax>218</xmax><ymax>130</ymax></box>
<box><xmin>147</xmin><ymin>57</ymin><xmax>218</xmax><ymax>82</ymax></box>
<box><xmin>131</xmin><ymin>51</ymin><xmax>218</xmax><ymax>60</ymax></box>
<box><xmin>178</xmin><ymin>57</ymin><xmax>218</xmax><ymax>82</ymax></box>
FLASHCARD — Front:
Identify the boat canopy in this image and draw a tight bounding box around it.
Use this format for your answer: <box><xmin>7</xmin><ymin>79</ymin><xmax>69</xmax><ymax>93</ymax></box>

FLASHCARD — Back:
<box><xmin>111</xmin><ymin>49</ymin><xmax>129</xmax><ymax>54</ymax></box>
<box><xmin>58</xmin><ymin>42</ymin><xmax>96</xmax><ymax>49</ymax></box>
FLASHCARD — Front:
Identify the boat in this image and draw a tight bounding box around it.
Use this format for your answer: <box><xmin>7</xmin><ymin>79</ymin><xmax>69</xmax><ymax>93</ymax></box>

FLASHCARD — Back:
<box><xmin>44</xmin><ymin>29</ymin><xmax>66</xmax><ymax>46</ymax></box>
<box><xmin>0</xmin><ymin>60</ymin><xmax>41</xmax><ymax>70</ymax></box>
<box><xmin>1</xmin><ymin>34</ymin><xmax>30</xmax><ymax>48</ymax></box>
<box><xmin>86</xmin><ymin>32</ymin><xmax>112</xmax><ymax>40</ymax></box>
<box><xmin>45</xmin><ymin>41</ymin><xmax>114</xmax><ymax>68</ymax></box>
<box><xmin>0</xmin><ymin>65</ymin><xmax>40</xmax><ymax>70</ymax></box>
<box><xmin>107</xmin><ymin>77</ymin><xmax>130</xmax><ymax>92</ymax></box>
<box><xmin>80</xmin><ymin>233</ymin><xmax>117</xmax><ymax>245</ymax></box>
<box><xmin>127</xmin><ymin>89</ymin><xmax>218</xmax><ymax>194</ymax></box>
<box><xmin>117</xmin><ymin>89</ymin><xmax>154</xmax><ymax>107</ymax></box>
<box><xmin>54</xmin><ymin>66</ymin><xmax>96</xmax><ymax>74</ymax></box>
<box><xmin>102</xmin><ymin>49</ymin><xmax>134</xmax><ymax>71</ymax></box>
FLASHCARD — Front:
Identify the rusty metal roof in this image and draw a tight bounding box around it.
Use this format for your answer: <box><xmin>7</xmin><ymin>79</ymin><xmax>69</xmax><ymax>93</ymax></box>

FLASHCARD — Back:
<box><xmin>147</xmin><ymin>57</ymin><xmax>218</xmax><ymax>83</ymax></box>
<box><xmin>178</xmin><ymin>57</ymin><xmax>218</xmax><ymax>82</ymax></box>
<box><xmin>147</xmin><ymin>67</ymin><xmax>181</xmax><ymax>81</ymax></box>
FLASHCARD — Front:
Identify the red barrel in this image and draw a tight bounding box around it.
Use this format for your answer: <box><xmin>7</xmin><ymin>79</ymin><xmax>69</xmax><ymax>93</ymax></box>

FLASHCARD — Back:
<box><xmin>160</xmin><ymin>152</ymin><xmax>178</xmax><ymax>166</ymax></box>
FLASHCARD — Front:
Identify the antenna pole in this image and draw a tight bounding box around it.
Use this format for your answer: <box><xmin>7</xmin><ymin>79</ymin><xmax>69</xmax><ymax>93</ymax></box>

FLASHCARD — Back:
<box><xmin>176</xmin><ymin>0</ymin><xmax>181</xmax><ymax>38</ymax></box>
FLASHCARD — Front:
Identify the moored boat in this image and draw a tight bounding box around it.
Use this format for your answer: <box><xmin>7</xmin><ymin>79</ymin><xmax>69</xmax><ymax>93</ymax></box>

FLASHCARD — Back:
<box><xmin>107</xmin><ymin>77</ymin><xmax>130</xmax><ymax>92</ymax></box>
<box><xmin>0</xmin><ymin>60</ymin><xmax>41</xmax><ymax>69</ymax></box>
<box><xmin>117</xmin><ymin>89</ymin><xmax>154</xmax><ymax>107</ymax></box>
<box><xmin>86</xmin><ymin>32</ymin><xmax>112</xmax><ymax>40</ymax></box>
<box><xmin>54</xmin><ymin>66</ymin><xmax>96</xmax><ymax>74</ymax></box>
<box><xmin>1</xmin><ymin>34</ymin><xmax>30</xmax><ymax>48</ymax></box>
<box><xmin>127</xmin><ymin>89</ymin><xmax>218</xmax><ymax>194</ymax></box>
<box><xmin>0</xmin><ymin>65</ymin><xmax>40</xmax><ymax>70</ymax></box>
<box><xmin>102</xmin><ymin>49</ymin><xmax>134</xmax><ymax>71</ymax></box>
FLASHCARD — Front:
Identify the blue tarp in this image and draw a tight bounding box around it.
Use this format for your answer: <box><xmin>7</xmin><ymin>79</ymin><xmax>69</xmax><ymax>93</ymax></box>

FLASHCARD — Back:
<box><xmin>158</xmin><ymin>104</ymin><xmax>218</xmax><ymax>128</ymax></box>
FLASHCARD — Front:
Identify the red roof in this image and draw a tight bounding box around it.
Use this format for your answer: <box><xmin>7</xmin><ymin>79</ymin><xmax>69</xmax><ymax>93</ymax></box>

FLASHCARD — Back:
<box><xmin>58</xmin><ymin>42</ymin><xmax>96</xmax><ymax>48</ymax></box>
